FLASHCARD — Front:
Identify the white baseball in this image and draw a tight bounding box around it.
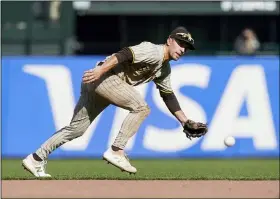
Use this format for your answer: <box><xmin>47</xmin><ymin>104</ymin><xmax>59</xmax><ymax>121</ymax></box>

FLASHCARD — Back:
<box><xmin>224</xmin><ymin>136</ymin><xmax>235</xmax><ymax>147</ymax></box>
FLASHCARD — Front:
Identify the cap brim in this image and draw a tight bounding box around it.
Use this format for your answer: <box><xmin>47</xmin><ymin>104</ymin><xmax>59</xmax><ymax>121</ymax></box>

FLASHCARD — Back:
<box><xmin>186</xmin><ymin>43</ymin><xmax>195</xmax><ymax>50</ymax></box>
<box><xmin>178</xmin><ymin>38</ymin><xmax>195</xmax><ymax>50</ymax></box>
<box><xmin>172</xmin><ymin>35</ymin><xmax>195</xmax><ymax>50</ymax></box>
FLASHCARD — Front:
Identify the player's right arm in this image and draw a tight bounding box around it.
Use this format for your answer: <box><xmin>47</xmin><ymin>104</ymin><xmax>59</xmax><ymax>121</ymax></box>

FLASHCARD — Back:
<box><xmin>82</xmin><ymin>47</ymin><xmax>133</xmax><ymax>83</ymax></box>
<box><xmin>82</xmin><ymin>42</ymin><xmax>160</xmax><ymax>83</ymax></box>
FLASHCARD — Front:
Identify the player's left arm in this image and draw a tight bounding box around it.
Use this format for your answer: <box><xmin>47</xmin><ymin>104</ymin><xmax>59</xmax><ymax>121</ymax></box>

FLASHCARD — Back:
<box><xmin>155</xmin><ymin>67</ymin><xmax>208</xmax><ymax>139</ymax></box>
<box><xmin>154</xmin><ymin>73</ymin><xmax>188</xmax><ymax>126</ymax></box>
<box><xmin>160</xmin><ymin>90</ymin><xmax>188</xmax><ymax>126</ymax></box>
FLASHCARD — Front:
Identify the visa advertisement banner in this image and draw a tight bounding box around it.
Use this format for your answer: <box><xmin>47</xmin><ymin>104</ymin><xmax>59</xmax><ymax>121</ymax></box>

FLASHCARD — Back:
<box><xmin>2</xmin><ymin>56</ymin><xmax>279</xmax><ymax>158</ymax></box>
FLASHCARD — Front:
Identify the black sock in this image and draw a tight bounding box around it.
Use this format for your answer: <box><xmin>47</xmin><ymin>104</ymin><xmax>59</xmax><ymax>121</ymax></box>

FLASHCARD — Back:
<box><xmin>111</xmin><ymin>145</ymin><xmax>122</xmax><ymax>152</ymax></box>
<box><xmin>32</xmin><ymin>153</ymin><xmax>43</xmax><ymax>161</ymax></box>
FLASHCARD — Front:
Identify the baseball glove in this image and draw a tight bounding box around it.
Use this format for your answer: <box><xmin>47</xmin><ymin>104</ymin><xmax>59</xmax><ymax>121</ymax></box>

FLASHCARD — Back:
<box><xmin>183</xmin><ymin>119</ymin><xmax>208</xmax><ymax>140</ymax></box>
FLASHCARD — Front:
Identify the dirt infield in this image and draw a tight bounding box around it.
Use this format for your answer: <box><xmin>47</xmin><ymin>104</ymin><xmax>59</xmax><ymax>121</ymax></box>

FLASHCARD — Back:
<box><xmin>2</xmin><ymin>180</ymin><xmax>279</xmax><ymax>198</ymax></box>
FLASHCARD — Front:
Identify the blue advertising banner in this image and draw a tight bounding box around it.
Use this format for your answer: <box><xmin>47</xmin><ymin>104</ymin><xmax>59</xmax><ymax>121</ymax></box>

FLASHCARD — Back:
<box><xmin>1</xmin><ymin>56</ymin><xmax>279</xmax><ymax>158</ymax></box>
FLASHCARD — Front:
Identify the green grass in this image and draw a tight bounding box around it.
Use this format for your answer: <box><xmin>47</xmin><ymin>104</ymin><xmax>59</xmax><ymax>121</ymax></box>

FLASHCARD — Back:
<box><xmin>2</xmin><ymin>158</ymin><xmax>279</xmax><ymax>180</ymax></box>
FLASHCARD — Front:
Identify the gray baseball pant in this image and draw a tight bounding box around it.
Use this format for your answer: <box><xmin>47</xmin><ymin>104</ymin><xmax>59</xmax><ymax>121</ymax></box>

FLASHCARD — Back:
<box><xmin>35</xmin><ymin>72</ymin><xmax>150</xmax><ymax>160</ymax></box>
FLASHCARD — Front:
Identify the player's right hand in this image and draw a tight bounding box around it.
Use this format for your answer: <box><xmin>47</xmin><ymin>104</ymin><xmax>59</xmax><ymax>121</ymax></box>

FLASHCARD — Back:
<box><xmin>82</xmin><ymin>68</ymin><xmax>104</xmax><ymax>83</ymax></box>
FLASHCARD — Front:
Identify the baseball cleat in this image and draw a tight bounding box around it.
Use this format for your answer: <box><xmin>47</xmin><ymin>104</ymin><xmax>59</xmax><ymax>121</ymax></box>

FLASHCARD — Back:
<box><xmin>103</xmin><ymin>148</ymin><xmax>137</xmax><ymax>174</ymax></box>
<box><xmin>22</xmin><ymin>154</ymin><xmax>51</xmax><ymax>178</ymax></box>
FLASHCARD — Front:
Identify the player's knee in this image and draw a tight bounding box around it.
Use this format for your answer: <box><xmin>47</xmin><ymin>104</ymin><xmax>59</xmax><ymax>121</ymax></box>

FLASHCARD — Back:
<box><xmin>73</xmin><ymin>130</ymin><xmax>84</xmax><ymax>138</ymax></box>
<box><xmin>134</xmin><ymin>104</ymin><xmax>151</xmax><ymax>117</ymax></box>
<box><xmin>143</xmin><ymin>105</ymin><xmax>151</xmax><ymax>117</ymax></box>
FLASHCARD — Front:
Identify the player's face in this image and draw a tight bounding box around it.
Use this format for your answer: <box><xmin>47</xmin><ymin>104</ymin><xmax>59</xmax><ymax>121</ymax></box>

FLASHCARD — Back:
<box><xmin>167</xmin><ymin>38</ymin><xmax>189</xmax><ymax>61</ymax></box>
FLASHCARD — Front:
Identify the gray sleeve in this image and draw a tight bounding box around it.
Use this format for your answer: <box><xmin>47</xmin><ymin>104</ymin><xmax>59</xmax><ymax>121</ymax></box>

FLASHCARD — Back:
<box><xmin>129</xmin><ymin>42</ymin><xmax>163</xmax><ymax>64</ymax></box>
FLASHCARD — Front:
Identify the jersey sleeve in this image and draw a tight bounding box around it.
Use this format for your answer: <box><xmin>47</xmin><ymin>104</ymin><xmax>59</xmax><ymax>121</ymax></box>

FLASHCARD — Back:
<box><xmin>129</xmin><ymin>42</ymin><xmax>163</xmax><ymax>65</ymax></box>
<box><xmin>153</xmin><ymin>64</ymin><xmax>173</xmax><ymax>94</ymax></box>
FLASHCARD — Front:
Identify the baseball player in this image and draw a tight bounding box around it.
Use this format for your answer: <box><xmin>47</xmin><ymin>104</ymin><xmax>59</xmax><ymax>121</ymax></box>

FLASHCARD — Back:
<box><xmin>22</xmin><ymin>26</ymin><xmax>208</xmax><ymax>177</ymax></box>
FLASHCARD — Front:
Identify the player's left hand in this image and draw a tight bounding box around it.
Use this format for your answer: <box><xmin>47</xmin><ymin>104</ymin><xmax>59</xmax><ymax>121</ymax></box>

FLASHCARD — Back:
<box><xmin>82</xmin><ymin>68</ymin><xmax>104</xmax><ymax>83</ymax></box>
<box><xmin>182</xmin><ymin>119</ymin><xmax>208</xmax><ymax>140</ymax></box>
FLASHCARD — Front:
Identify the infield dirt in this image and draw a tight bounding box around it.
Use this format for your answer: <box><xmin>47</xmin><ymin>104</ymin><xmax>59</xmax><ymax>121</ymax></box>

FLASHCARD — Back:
<box><xmin>2</xmin><ymin>180</ymin><xmax>279</xmax><ymax>198</ymax></box>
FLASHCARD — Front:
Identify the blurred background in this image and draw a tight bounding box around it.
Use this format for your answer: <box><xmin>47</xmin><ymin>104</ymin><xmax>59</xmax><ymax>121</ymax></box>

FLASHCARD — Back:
<box><xmin>1</xmin><ymin>1</ymin><xmax>279</xmax><ymax>56</ymax></box>
<box><xmin>1</xmin><ymin>1</ymin><xmax>279</xmax><ymax>161</ymax></box>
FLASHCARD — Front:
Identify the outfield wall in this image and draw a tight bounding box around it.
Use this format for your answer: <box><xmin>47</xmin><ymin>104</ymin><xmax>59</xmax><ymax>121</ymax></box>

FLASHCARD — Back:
<box><xmin>2</xmin><ymin>56</ymin><xmax>279</xmax><ymax>158</ymax></box>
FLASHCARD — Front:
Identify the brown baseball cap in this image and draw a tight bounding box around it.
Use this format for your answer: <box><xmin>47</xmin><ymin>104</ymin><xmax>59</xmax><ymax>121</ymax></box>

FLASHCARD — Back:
<box><xmin>170</xmin><ymin>26</ymin><xmax>195</xmax><ymax>50</ymax></box>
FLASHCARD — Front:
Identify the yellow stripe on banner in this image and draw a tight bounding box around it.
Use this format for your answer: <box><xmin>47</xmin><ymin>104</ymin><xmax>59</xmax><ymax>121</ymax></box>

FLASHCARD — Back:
<box><xmin>128</xmin><ymin>47</ymin><xmax>135</xmax><ymax>63</ymax></box>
